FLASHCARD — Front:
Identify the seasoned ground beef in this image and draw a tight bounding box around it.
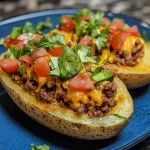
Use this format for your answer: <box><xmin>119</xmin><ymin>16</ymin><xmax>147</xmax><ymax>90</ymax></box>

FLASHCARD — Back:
<box><xmin>10</xmin><ymin>72</ymin><xmax>117</xmax><ymax>117</ymax></box>
<box><xmin>113</xmin><ymin>40</ymin><xmax>144</xmax><ymax>66</ymax></box>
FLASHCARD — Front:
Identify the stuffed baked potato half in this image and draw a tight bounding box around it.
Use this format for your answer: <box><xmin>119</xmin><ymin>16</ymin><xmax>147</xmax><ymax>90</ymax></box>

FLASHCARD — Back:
<box><xmin>0</xmin><ymin>69</ymin><xmax>133</xmax><ymax>140</ymax></box>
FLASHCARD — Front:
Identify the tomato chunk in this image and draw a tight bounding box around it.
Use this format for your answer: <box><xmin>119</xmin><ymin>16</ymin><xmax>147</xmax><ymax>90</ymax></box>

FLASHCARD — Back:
<box><xmin>31</xmin><ymin>48</ymin><xmax>49</xmax><ymax>62</ymax></box>
<box><xmin>21</xmin><ymin>55</ymin><xmax>33</xmax><ymax>65</ymax></box>
<box><xmin>126</xmin><ymin>25</ymin><xmax>140</xmax><ymax>36</ymax></box>
<box><xmin>0</xmin><ymin>58</ymin><xmax>18</xmax><ymax>73</ymax></box>
<box><xmin>101</xmin><ymin>17</ymin><xmax>111</xmax><ymax>26</ymax></box>
<box><xmin>60</xmin><ymin>15</ymin><xmax>75</xmax><ymax>32</ymax></box>
<box><xmin>79</xmin><ymin>14</ymin><xmax>91</xmax><ymax>21</ymax></box>
<box><xmin>4</xmin><ymin>35</ymin><xmax>15</xmax><ymax>49</ymax></box>
<box><xmin>69</xmin><ymin>73</ymin><xmax>94</xmax><ymax>91</ymax></box>
<box><xmin>109</xmin><ymin>18</ymin><xmax>124</xmax><ymax>33</ymax></box>
<box><xmin>79</xmin><ymin>35</ymin><xmax>92</xmax><ymax>46</ymax></box>
<box><xmin>112</xmin><ymin>31</ymin><xmax>130</xmax><ymax>50</ymax></box>
<box><xmin>33</xmin><ymin>57</ymin><xmax>50</xmax><ymax>77</ymax></box>
<box><xmin>49</xmin><ymin>46</ymin><xmax>63</xmax><ymax>57</ymax></box>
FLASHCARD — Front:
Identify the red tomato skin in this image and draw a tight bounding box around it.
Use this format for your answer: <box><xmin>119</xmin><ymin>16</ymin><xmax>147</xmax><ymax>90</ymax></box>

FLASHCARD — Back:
<box><xmin>21</xmin><ymin>55</ymin><xmax>33</xmax><ymax>65</ymax></box>
<box><xmin>31</xmin><ymin>48</ymin><xmax>49</xmax><ymax>62</ymax></box>
<box><xmin>69</xmin><ymin>73</ymin><xmax>94</xmax><ymax>91</ymax></box>
<box><xmin>126</xmin><ymin>25</ymin><xmax>140</xmax><ymax>36</ymax></box>
<box><xmin>112</xmin><ymin>31</ymin><xmax>130</xmax><ymax>50</ymax></box>
<box><xmin>108</xmin><ymin>33</ymin><xmax>114</xmax><ymax>42</ymax></box>
<box><xmin>109</xmin><ymin>18</ymin><xmax>124</xmax><ymax>33</ymax></box>
<box><xmin>0</xmin><ymin>58</ymin><xmax>18</xmax><ymax>73</ymax></box>
<box><xmin>101</xmin><ymin>17</ymin><xmax>111</xmax><ymax>25</ymax></box>
<box><xmin>33</xmin><ymin>57</ymin><xmax>50</xmax><ymax>77</ymax></box>
<box><xmin>79</xmin><ymin>14</ymin><xmax>91</xmax><ymax>21</ymax></box>
<box><xmin>79</xmin><ymin>35</ymin><xmax>92</xmax><ymax>46</ymax></box>
<box><xmin>60</xmin><ymin>15</ymin><xmax>75</xmax><ymax>32</ymax></box>
<box><xmin>49</xmin><ymin>46</ymin><xmax>63</xmax><ymax>57</ymax></box>
<box><xmin>4</xmin><ymin>35</ymin><xmax>15</xmax><ymax>49</ymax></box>
<box><xmin>33</xmin><ymin>34</ymin><xmax>42</xmax><ymax>41</ymax></box>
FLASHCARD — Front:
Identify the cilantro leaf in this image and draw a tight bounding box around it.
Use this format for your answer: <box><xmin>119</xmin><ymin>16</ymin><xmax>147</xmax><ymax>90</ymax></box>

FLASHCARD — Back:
<box><xmin>58</xmin><ymin>46</ymin><xmax>82</xmax><ymax>79</ymax></box>
<box><xmin>50</xmin><ymin>33</ymin><xmax>66</xmax><ymax>45</ymax></box>
<box><xmin>0</xmin><ymin>38</ymin><xmax>6</xmax><ymax>47</ymax></box>
<box><xmin>141</xmin><ymin>31</ymin><xmax>148</xmax><ymax>41</ymax></box>
<box><xmin>76</xmin><ymin>8</ymin><xmax>92</xmax><ymax>21</ymax></box>
<box><xmin>49</xmin><ymin>57</ymin><xmax>60</xmax><ymax>76</ymax></box>
<box><xmin>30</xmin><ymin>143</ymin><xmax>50</xmax><ymax>150</ymax></box>
<box><xmin>95</xmin><ymin>29</ymin><xmax>109</xmax><ymax>50</ymax></box>
<box><xmin>18</xmin><ymin>65</ymin><xmax>25</xmax><ymax>75</ymax></box>
<box><xmin>6</xmin><ymin>45</ymin><xmax>20</xmax><ymax>58</ymax></box>
<box><xmin>95</xmin><ymin>10</ymin><xmax>104</xmax><ymax>21</ymax></box>
<box><xmin>10</xmin><ymin>27</ymin><xmax>23</xmax><ymax>39</ymax></box>
<box><xmin>111</xmin><ymin>114</ymin><xmax>128</xmax><ymax>120</ymax></box>
<box><xmin>73</xmin><ymin>44</ymin><xmax>96</xmax><ymax>63</ymax></box>
<box><xmin>92</xmin><ymin>69</ymin><xmax>113</xmax><ymax>82</ymax></box>
<box><xmin>36</xmin><ymin>18</ymin><xmax>52</xmax><ymax>31</ymax></box>
<box><xmin>21</xmin><ymin>45</ymin><xmax>33</xmax><ymax>55</ymax></box>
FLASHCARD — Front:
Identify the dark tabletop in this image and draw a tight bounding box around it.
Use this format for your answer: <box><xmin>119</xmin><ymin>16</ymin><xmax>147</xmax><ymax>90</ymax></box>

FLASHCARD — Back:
<box><xmin>0</xmin><ymin>0</ymin><xmax>150</xmax><ymax>149</ymax></box>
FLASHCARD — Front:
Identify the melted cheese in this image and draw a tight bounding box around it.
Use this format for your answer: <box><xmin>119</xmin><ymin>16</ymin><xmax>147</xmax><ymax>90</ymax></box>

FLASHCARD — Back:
<box><xmin>67</xmin><ymin>89</ymin><xmax>88</xmax><ymax>108</ymax></box>
<box><xmin>91</xmin><ymin>38</ymin><xmax>96</xmax><ymax>54</ymax></box>
<box><xmin>26</xmin><ymin>66</ymin><xmax>33</xmax><ymax>78</ymax></box>
<box><xmin>108</xmin><ymin>51</ymin><xmax>116</xmax><ymax>64</ymax></box>
<box><xmin>36</xmin><ymin>77</ymin><xmax>46</xmax><ymax>92</ymax></box>
<box><xmin>100</xmin><ymin>48</ymin><xmax>110</xmax><ymax>63</ymax></box>
<box><xmin>72</xmin><ymin>33</ymin><xmax>78</xmax><ymax>47</ymax></box>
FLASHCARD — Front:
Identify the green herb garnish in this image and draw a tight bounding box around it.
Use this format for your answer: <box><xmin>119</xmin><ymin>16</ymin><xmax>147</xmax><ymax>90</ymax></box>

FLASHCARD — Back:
<box><xmin>30</xmin><ymin>143</ymin><xmax>50</xmax><ymax>150</ymax></box>
<box><xmin>90</xmin><ymin>67</ymin><xmax>102</xmax><ymax>77</ymax></box>
<box><xmin>58</xmin><ymin>46</ymin><xmax>82</xmax><ymax>79</ymax></box>
<box><xmin>18</xmin><ymin>65</ymin><xmax>25</xmax><ymax>75</ymax></box>
<box><xmin>21</xmin><ymin>45</ymin><xmax>33</xmax><ymax>56</ymax></box>
<box><xmin>50</xmin><ymin>33</ymin><xmax>66</xmax><ymax>45</ymax></box>
<box><xmin>0</xmin><ymin>38</ymin><xmax>6</xmax><ymax>47</ymax></box>
<box><xmin>5</xmin><ymin>45</ymin><xmax>20</xmax><ymax>58</ymax></box>
<box><xmin>111</xmin><ymin>114</ymin><xmax>128</xmax><ymax>120</ymax></box>
<box><xmin>141</xmin><ymin>31</ymin><xmax>148</xmax><ymax>41</ymax></box>
<box><xmin>73</xmin><ymin>44</ymin><xmax>96</xmax><ymax>63</ymax></box>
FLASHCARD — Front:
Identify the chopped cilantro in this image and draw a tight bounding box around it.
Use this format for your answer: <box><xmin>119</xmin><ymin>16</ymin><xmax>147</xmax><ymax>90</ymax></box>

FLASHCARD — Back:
<box><xmin>111</xmin><ymin>114</ymin><xmax>128</xmax><ymax>120</ymax></box>
<box><xmin>18</xmin><ymin>65</ymin><xmax>25</xmax><ymax>75</ymax></box>
<box><xmin>95</xmin><ymin>29</ymin><xmax>109</xmax><ymax>50</ymax></box>
<box><xmin>21</xmin><ymin>45</ymin><xmax>33</xmax><ymax>56</ymax></box>
<box><xmin>90</xmin><ymin>67</ymin><xmax>102</xmax><ymax>77</ymax></box>
<box><xmin>10</xmin><ymin>27</ymin><xmax>23</xmax><ymax>39</ymax></box>
<box><xmin>73</xmin><ymin>44</ymin><xmax>96</xmax><ymax>63</ymax></box>
<box><xmin>59</xmin><ymin>18</ymin><xmax>67</xmax><ymax>24</ymax></box>
<box><xmin>58</xmin><ymin>46</ymin><xmax>82</xmax><ymax>80</ymax></box>
<box><xmin>30</xmin><ymin>143</ymin><xmax>50</xmax><ymax>150</ymax></box>
<box><xmin>0</xmin><ymin>38</ymin><xmax>6</xmax><ymax>47</ymax></box>
<box><xmin>141</xmin><ymin>31</ymin><xmax>148</xmax><ymax>41</ymax></box>
<box><xmin>49</xmin><ymin>56</ymin><xmax>60</xmax><ymax>76</ymax></box>
<box><xmin>5</xmin><ymin>45</ymin><xmax>20</xmax><ymax>58</ymax></box>
<box><xmin>123</xmin><ymin>24</ymin><xmax>130</xmax><ymax>30</ymax></box>
<box><xmin>50</xmin><ymin>33</ymin><xmax>66</xmax><ymax>45</ymax></box>
<box><xmin>90</xmin><ymin>66</ymin><xmax>95</xmax><ymax>72</ymax></box>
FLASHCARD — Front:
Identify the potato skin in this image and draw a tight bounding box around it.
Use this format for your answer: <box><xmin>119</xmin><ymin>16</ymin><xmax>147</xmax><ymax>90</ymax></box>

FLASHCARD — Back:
<box><xmin>0</xmin><ymin>68</ymin><xmax>133</xmax><ymax>140</ymax></box>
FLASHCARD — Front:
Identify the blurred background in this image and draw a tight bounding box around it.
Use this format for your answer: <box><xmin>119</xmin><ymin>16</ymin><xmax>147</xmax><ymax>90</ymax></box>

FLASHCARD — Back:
<box><xmin>0</xmin><ymin>0</ymin><xmax>150</xmax><ymax>24</ymax></box>
<box><xmin>0</xmin><ymin>0</ymin><xmax>150</xmax><ymax>150</ymax></box>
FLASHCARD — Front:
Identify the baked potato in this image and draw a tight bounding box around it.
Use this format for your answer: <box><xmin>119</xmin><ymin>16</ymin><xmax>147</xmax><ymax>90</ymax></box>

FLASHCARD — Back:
<box><xmin>0</xmin><ymin>69</ymin><xmax>133</xmax><ymax>140</ymax></box>
<box><xmin>0</xmin><ymin>9</ymin><xmax>134</xmax><ymax>140</ymax></box>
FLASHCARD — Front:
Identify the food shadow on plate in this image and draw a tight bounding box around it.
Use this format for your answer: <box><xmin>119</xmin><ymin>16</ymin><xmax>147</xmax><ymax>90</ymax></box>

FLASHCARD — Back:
<box><xmin>0</xmin><ymin>89</ymin><xmax>118</xmax><ymax>150</ymax></box>
<box><xmin>129</xmin><ymin>84</ymin><xmax>149</xmax><ymax>98</ymax></box>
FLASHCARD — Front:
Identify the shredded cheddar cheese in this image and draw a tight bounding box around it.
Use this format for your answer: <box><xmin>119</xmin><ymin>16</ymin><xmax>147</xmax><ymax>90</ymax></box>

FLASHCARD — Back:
<box><xmin>36</xmin><ymin>77</ymin><xmax>46</xmax><ymax>92</ymax></box>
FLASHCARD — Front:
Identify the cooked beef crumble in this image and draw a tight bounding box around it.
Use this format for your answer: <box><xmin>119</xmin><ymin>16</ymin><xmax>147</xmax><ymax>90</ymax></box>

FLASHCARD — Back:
<box><xmin>113</xmin><ymin>40</ymin><xmax>144</xmax><ymax>66</ymax></box>
<box><xmin>10</xmin><ymin>72</ymin><xmax>117</xmax><ymax>117</ymax></box>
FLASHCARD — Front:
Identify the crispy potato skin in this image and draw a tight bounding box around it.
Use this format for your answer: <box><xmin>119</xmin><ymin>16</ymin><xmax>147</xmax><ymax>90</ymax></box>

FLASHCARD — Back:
<box><xmin>0</xmin><ymin>68</ymin><xmax>133</xmax><ymax>140</ymax></box>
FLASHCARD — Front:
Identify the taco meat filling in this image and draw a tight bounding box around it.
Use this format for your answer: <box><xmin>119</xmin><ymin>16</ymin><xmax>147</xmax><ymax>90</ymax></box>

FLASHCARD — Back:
<box><xmin>10</xmin><ymin>72</ymin><xmax>117</xmax><ymax>117</ymax></box>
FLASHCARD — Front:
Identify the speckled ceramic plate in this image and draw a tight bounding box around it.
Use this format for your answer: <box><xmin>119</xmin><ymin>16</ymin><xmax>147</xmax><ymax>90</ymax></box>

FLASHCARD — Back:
<box><xmin>0</xmin><ymin>9</ymin><xmax>150</xmax><ymax>150</ymax></box>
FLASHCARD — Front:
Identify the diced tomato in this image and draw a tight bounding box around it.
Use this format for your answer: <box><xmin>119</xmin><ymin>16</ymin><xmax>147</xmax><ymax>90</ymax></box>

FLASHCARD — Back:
<box><xmin>31</xmin><ymin>48</ymin><xmax>49</xmax><ymax>62</ymax></box>
<box><xmin>21</xmin><ymin>55</ymin><xmax>33</xmax><ymax>65</ymax></box>
<box><xmin>126</xmin><ymin>25</ymin><xmax>140</xmax><ymax>36</ymax></box>
<box><xmin>101</xmin><ymin>17</ymin><xmax>111</xmax><ymax>26</ymax></box>
<box><xmin>0</xmin><ymin>58</ymin><xmax>18</xmax><ymax>73</ymax></box>
<box><xmin>4</xmin><ymin>35</ymin><xmax>15</xmax><ymax>49</ymax></box>
<box><xmin>109</xmin><ymin>18</ymin><xmax>124</xmax><ymax>33</ymax></box>
<box><xmin>79</xmin><ymin>14</ymin><xmax>91</xmax><ymax>21</ymax></box>
<box><xmin>69</xmin><ymin>73</ymin><xmax>94</xmax><ymax>91</ymax></box>
<box><xmin>49</xmin><ymin>46</ymin><xmax>63</xmax><ymax>57</ymax></box>
<box><xmin>60</xmin><ymin>15</ymin><xmax>75</xmax><ymax>32</ymax></box>
<box><xmin>33</xmin><ymin>34</ymin><xmax>42</xmax><ymax>41</ymax></box>
<box><xmin>108</xmin><ymin>33</ymin><xmax>114</xmax><ymax>42</ymax></box>
<box><xmin>112</xmin><ymin>31</ymin><xmax>130</xmax><ymax>50</ymax></box>
<box><xmin>79</xmin><ymin>35</ymin><xmax>92</xmax><ymax>46</ymax></box>
<box><xmin>33</xmin><ymin>57</ymin><xmax>50</xmax><ymax>77</ymax></box>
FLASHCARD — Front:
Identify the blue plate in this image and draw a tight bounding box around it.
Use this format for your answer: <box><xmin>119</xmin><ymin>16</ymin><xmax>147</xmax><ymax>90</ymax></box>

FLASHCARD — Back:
<box><xmin>0</xmin><ymin>9</ymin><xmax>150</xmax><ymax>150</ymax></box>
